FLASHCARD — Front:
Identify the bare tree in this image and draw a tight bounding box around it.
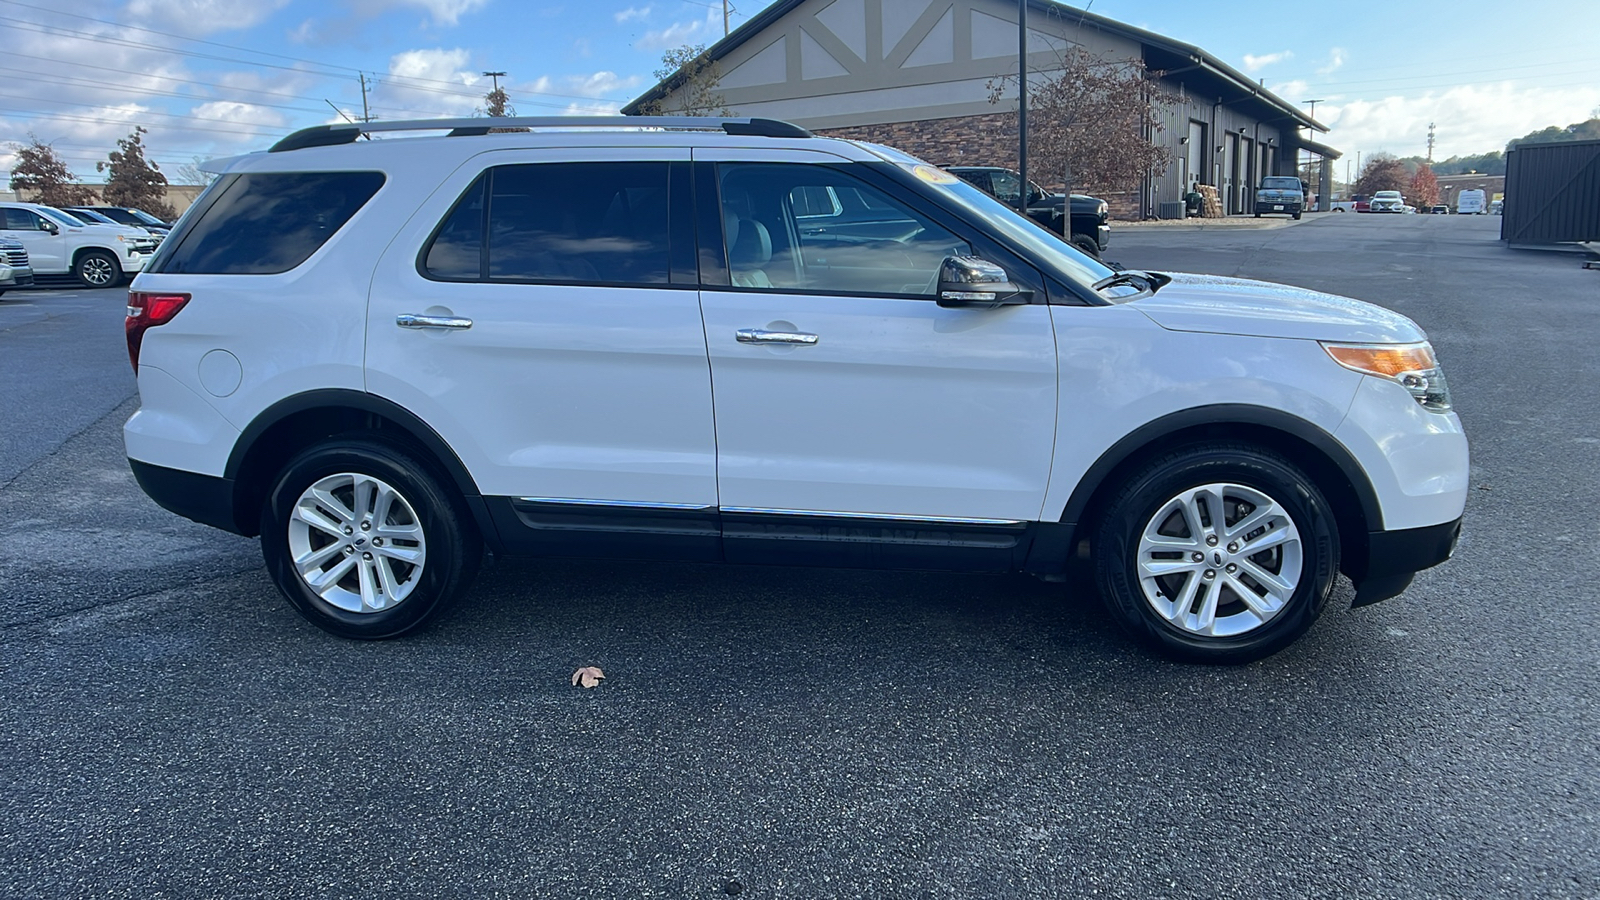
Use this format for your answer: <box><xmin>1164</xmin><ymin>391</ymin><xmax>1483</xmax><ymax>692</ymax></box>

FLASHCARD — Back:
<box><xmin>8</xmin><ymin>134</ymin><xmax>95</xmax><ymax>206</ymax></box>
<box><xmin>988</xmin><ymin>47</ymin><xmax>1169</xmax><ymax>230</ymax></box>
<box><xmin>171</xmin><ymin>155</ymin><xmax>217</xmax><ymax>187</ymax></box>
<box><xmin>98</xmin><ymin>127</ymin><xmax>177</xmax><ymax>220</ymax></box>
<box><xmin>638</xmin><ymin>44</ymin><xmax>732</xmax><ymax>116</ymax></box>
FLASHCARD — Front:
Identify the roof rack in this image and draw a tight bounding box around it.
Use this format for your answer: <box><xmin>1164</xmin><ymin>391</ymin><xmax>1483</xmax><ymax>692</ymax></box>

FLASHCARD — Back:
<box><xmin>268</xmin><ymin>116</ymin><xmax>813</xmax><ymax>152</ymax></box>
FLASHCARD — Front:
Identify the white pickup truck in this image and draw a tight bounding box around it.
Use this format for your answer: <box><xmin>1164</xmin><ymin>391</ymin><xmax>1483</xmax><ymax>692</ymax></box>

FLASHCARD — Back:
<box><xmin>0</xmin><ymin>201</ymin><xmax>159</xmax><ymax>287</ymax></box>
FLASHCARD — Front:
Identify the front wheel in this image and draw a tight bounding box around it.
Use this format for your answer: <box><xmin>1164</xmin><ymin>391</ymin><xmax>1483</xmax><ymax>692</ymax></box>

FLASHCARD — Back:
<box><xmin>1070</xmin><ymin>234</ymin><xmax>1102</xmax><ymax>258</ymax></box>
<box><xmin>74</xmin><ymin>250</ymin><xmax>121</xmax><ymax>288</ymax></box>
<box><xmin>1093</xmin><ymin>443</ymin><xmax>1339</xmax><ymax>664</ymax></box>
<box><xmin>1292</xmin><ymin>210</ymin><xmax>1302</xmax><ymax>220</ymax></box>
<box><xmin>260</xmin><ymin>439</ymin><xmax>481</xmax><ymax>639</ymax></box>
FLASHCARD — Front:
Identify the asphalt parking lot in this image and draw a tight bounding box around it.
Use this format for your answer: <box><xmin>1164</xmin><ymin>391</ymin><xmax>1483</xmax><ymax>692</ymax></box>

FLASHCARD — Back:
<box><xmin>2</xmin><ymin>213</ymin><xmax>1597</xmax><ymax>898</ymax></box>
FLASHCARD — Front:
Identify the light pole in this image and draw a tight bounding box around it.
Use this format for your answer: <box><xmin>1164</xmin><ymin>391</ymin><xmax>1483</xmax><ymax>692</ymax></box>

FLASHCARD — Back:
<box><xmin>1016</xmin><ymin>0</ymin><xmax>1028</xmax><ymax>213</ymax></box>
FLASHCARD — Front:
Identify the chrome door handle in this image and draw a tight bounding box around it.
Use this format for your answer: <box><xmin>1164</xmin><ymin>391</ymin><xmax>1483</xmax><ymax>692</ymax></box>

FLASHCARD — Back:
<box><xmin>397</xmin><ymin>313</ymin><xmax>472</xmax><ymax>330</ymax></box>
<box><xmin>736</xmin><ymin>328</ymin><xmax>818</xmax><ymax>345</ymax></box>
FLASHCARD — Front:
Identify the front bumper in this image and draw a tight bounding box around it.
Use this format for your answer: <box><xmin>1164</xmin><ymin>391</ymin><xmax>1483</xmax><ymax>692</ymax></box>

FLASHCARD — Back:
<box><xmin>0</xmin><ymin>267</ymin><xmax>33</xmax><ymax>287</ymax></box>
<box><xmin>1352</xmin><ymin>517</ymin><xmax>1462</xmax><ymax>606</ymax></box>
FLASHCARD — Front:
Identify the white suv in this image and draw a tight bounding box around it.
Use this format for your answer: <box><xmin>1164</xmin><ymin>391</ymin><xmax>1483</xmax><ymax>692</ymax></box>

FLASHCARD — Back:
<box><xmin>0</xmin><ymin>202</ymin><xmax>159</xmax><ymax>287</ymax></box>
<box><xmin>124</xmin><ymin>117</ymin><xmax>1468</xmax><ymax>663</ymax></box>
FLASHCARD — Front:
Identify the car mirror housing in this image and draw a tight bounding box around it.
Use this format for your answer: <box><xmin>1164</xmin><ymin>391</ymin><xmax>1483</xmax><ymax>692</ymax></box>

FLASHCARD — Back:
<box><xmin>935</xmin><ymin>256</ymin><xmax>1031</xmax><ymax>309</ymax></box>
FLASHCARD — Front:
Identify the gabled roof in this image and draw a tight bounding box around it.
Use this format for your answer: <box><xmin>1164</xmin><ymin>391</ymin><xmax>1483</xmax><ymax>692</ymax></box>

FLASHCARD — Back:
<box><xmin>622</xmin><ymin>0</ymin><xmax>1327</xmax><ymax>133</ymax></box>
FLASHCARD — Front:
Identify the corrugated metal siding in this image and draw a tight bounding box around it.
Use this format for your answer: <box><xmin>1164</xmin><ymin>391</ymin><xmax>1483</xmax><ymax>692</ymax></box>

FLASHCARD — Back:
<box><xmin>1502</xmin><ymin>139</ymin><xmax>1600</xmax><ymax>244</ymax></box>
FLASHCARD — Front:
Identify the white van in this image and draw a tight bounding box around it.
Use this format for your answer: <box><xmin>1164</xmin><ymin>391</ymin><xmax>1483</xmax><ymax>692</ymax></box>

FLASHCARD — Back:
<box><xmin>1456</xmin><ymin>189</ymin><xmax>1487</xmax><ymax>215</ymax></box>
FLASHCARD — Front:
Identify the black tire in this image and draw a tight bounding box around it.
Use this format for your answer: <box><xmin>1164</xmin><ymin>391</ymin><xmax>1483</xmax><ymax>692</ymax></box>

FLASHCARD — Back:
<box><xmin>1292</xmin><ymin>210</ymin><xmax>1302</xmax><ymax>221</ymax></box>
<box><xmin>1071</xmin><ymin>234</ymin><xmax>1102</xmax><ymax>258</ymax></box>
<box><xmin>1093</xmin><ymin>442</ymin><xmax>1339</xmax><ymax>664</ymax></box>
<box><xmin>260</xmin><ymin>438</ymin><xmax>482</xmax><ymax>639</ymax></box>
<box><xmin>1254</xmin><ymin>211</ymin><xmax>1261</xmax><ymax>218</ymax></box>
<box><xmin>74</xmin><ymin>250</ymin><xmax>121</xmax><ymax>288</ymax></box>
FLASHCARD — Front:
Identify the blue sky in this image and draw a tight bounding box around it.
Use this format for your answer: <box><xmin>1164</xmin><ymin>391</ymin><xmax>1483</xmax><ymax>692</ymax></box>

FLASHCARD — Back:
<box><xmin>2</xmin><ymin>0</ymin><xmax>1596</xmax><ymax>182</ymax></box>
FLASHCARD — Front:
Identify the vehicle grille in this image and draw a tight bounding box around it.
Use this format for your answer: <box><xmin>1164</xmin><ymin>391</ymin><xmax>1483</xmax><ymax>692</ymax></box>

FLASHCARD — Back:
<box><xmin>3</xmin><ymin>247</ymin><xmax>27</xmax><ymax>266</ymax></box>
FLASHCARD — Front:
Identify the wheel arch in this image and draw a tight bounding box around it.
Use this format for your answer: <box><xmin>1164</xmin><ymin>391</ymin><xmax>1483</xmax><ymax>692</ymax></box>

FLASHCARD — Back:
<box><xmin>1057</xmin><ymin>405</ymin><xmax>1382</xmax><ymax>580</ymax></box>
<box><xmin>224</xmin><ymin>389</ymin><xmax>499</xmax><ymax>550</ymax></box>
<box><xmin>71</xmin><ymin>245</ymin><xmax>120</xmax><ymax>267</ymax></box>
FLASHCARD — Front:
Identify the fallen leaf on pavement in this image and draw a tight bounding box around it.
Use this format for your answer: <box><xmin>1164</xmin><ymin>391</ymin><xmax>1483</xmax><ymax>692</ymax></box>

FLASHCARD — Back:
<box><xmin>571</xmin><ymin>666</ymin><xmax>605</xmax><ymax>688</ymax></box>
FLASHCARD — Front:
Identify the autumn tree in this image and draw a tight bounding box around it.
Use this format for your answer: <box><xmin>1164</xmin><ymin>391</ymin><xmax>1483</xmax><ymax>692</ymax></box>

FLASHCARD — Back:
<box><xmin>8</xmin><ymin>134</ymin><xmax>95</xmax><ymax>207</ymax></box>
<box><xmin>1408</xmin><ymin>164</ymin><xmax>1440</xmax><ymax>208</ymax></box>
<box><xmin>637</xmin><ymin>44</ymin><xmax>732</xmax><ymax>116</ymax></box>
<box><xmin>172</xmin><ymin>155</ymin><xmax>217</xmax><ymax>186</ymax></box>
<box><xmin>1353</xmin><ymin>154</ymin><xmax>1408</xmax><ymax>197</ymax></box>
<box><xmin>98</xmin><ymin>127</ymin><xmax>176</xmax><ymax>221</ymax></box>
<box><xmin>988</xmin><ymin>47</ymin><xmax>1169</xmax><ymax>230</ymax></box>
<box><xmin>477</xmin><ymin>77</ymin><xmax>531</xmax><ymax>133</ymax></box>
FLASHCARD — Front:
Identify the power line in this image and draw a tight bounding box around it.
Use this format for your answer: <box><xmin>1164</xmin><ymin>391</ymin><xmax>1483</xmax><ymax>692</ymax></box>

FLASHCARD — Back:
<box><xmin>0</xmin><ymin>0</ymin><xmax>631</xmax><ymax>103</ymax></box>
<box><xmin>0</xmin><ymin>64</ymin><xmax>329</xmax><ymax>116</ymax></box>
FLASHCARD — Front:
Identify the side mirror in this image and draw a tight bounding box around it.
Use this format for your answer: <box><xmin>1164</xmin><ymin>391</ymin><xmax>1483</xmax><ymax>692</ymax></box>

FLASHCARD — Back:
<box><xmin>41</xmin><ymin>220</ymin><xmax>59</xmax><ymax>235</ymax></box>
<box><xmin>936</xmin><ymin>256</ymin><xmax>1031</xmax><ymax>309</ymax></box>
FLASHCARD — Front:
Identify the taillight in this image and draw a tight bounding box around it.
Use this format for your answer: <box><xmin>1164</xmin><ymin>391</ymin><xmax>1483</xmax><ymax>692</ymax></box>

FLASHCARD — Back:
<box><xmin>126</xmin><ymin>291</ymin><xmax>190</xmax><ymax>373</ymax></box>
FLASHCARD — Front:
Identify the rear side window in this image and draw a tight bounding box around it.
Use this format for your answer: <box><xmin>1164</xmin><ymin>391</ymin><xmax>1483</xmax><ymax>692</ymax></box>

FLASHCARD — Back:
<box><xmin>152</xmin><ymin>171</ymin><xmax>385</xmax><ymax>274</ymax></box>
<box><xmin>421</xmin><ymin>162</ymin><xmax>671</xmax><ymax>285</ymax></box>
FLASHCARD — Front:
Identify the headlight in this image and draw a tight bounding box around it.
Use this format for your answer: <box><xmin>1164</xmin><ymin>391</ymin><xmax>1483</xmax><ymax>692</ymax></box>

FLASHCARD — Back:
<box><xmin>1323</xmin><ymin>341</ymin><xmax>1452</xmax><ymax>412</ymax></box>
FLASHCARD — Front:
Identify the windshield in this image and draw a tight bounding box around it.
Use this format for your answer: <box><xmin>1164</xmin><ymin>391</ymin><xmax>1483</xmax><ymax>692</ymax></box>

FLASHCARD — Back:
<box><xmin>127</xmin><ymin>208</ymin><xmax>166</xmax><ymax>225</ymax></box>
<box><xmin>1261</xmin><ymin>177</ymin><xmax>1300</xmax><ymax>189</ymax></box>
<box><xmin>38</xmin><ymin>207</ymin><xmax>90</xmax><ymax>227</ymax></box>
<box><xmin>858</xmin><ymin>143</ymin><xmax>1116</xmax><ymax>292</ymax></box>
<box><xmin>69</xmin><ymin>209</ymin><xmax>117</xmax><ymax>224</ymax></box>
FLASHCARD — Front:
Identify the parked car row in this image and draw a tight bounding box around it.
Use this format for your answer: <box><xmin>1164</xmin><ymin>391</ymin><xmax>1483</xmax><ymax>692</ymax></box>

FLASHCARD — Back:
<box><xmin>943</xmin><ymin>166</ymin><xmax>1111</xmax><ymax>258</ymax></box>
<box><xmin>0</xmin><ymin>202</ymin><xmax>168</xmax><ymax>288</ymax></box>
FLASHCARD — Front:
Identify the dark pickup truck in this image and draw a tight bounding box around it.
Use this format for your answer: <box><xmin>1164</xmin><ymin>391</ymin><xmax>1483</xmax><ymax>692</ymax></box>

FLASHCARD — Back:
<box><xmin>1255</xmin><ymin>175</ymin><xmax>1304</xmax><ymax>219</ymax></box>
<box><xmin>945</xmin><ymin>166</ymin><xmax>1110</xmax><ymax>258</ymax></box>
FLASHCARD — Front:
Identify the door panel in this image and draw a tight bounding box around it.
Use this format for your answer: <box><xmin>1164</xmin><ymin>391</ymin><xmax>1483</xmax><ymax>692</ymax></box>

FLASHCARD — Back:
<box><xmin>366</xmin><ymin>149</ymin><xmax>718</xmax><ymax>519</ymax></box>
<box><xmin>693</xmin><ymin>153</ymin><xmax>1058</xmax><ymax>525</ymax></box>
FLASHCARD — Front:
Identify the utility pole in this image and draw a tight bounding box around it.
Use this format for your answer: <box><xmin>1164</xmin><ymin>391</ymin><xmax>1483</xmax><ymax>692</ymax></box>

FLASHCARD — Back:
<box><xmin>483</xmin><ymin>71</ymin><xmax>506</xmax><ymax>93</ymax></box>
<box><xmin>722</xmin><ymin>0</ymin><xmax>730</xmax><ymax>36</ymax></box>
<box><xmin>1016</xmin><ymin>0</ymin><xmax>1028</xmax><ymax>213</ymax></box>
<box><xmin>358</xmin><ymin>73</ymin><xmax>372</xmax><ymax>123</ymax></box>
<box><xmin>1426</xmin><ymin>122</ymin><xmax>1436</xmax><ymax>162</ymax></box>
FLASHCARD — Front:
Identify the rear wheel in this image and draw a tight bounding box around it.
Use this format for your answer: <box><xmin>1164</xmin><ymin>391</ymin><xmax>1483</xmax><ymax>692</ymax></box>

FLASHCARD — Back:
<box><xmin>259</xmin><ymin>438</ymin><xmax>481</xmax><ymax>639</ymax></box>
<box><xmin>1093</xmin><ymin>443</ymin><xmax>1339</xmax><ymax>664</ymax></box>
<box><xmin>74</xmin><ymin>250</ymin><xmax>121</xmax><ymax>288</ymax></box>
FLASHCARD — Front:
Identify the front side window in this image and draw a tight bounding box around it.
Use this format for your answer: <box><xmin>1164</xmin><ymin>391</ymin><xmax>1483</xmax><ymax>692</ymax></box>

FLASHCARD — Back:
<box><xmin>718</xmin><ymin>163</ymin><xmax>969</xmax><ymax>297</ymax></box>
<box><xmin>2</xmin><ymin>209</ymin><xmax>48</xmax><ymax>231</ymax></box>
<box><xmin>989</xmin><ymin>170</ymin><xmax>1023</xmax><ymax>206</ymax></box>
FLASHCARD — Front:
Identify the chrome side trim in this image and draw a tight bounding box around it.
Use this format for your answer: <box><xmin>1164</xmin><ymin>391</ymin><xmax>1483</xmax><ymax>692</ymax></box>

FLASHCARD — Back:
<box><xmin>720</xmin><ymin>506</ymin><xmax>1025</xmax><ymax>526</ymax></box>
<box><xmin>517</xmin><ymin>497</ymin><xmax>713</xmax><ymax>511</ymax></box>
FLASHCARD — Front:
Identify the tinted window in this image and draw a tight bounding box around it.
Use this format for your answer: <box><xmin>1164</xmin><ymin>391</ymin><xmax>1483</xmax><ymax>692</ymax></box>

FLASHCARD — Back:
<box><xmin>719</xmin><ymin>163</ymin><xmax>969</xmax><ymax>297</ymax></box>
<box><xmin>1262</xmin><ymin>177</ymin><xmax>1301</xmax><ymax>189</ymax></box>
<box><xmin>153</xmin><ymin>171</ymin><xmax>385</xmax><ymax>274</ymax></box>
<box><xmin>483</xmin><ymin>162</ymin><xmax>670</xmax><ymax>284</ymax></box>
<box><xmin>2</xmin><ymin>209</ymin><xmax>47</xmax><ymax>230</ymax></box>
<box><xmin>423</xmin><ymin>175</ymin><xmax>484</xmax><ymax>280</ymax></box>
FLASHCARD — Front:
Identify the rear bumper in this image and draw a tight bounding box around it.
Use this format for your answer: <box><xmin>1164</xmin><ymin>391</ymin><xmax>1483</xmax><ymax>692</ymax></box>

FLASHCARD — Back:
<box><xmin>129</xmin><ymin>458</ymin><xmax>246</xmax><ymax>536</ymax></box>
<box><xmin>1352</xmin><ymin>517</ymin><xmax>1462</xmax><ymax>607</ymax></box>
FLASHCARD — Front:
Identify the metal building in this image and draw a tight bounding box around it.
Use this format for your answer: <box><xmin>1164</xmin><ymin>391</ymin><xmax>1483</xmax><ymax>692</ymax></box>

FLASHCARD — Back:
<box><xmin>1502</xmin><ymin>139</ymin><xmax>1600</xmax><ymax>246</ymax></box>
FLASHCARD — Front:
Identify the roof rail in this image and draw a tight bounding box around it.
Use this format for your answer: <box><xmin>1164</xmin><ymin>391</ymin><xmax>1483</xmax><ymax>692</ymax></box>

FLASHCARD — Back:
<box><xmin>268</xmin><ymin>116</ymin><xmax>812</xmax><ymax>152</ymax></box>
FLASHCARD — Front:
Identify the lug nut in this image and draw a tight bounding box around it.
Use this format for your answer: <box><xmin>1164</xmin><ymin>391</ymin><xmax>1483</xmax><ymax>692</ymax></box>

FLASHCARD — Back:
<box><xmin>343</xmin><ymin>526</ymin><xmax>353</xmax><ymax>535</ymax></box>
<box><xmin>1227</xmin><ymin>542</ymin><xmax>1239</xmax><ymax>553</ymax></box>
<box><xmin>361</xmin><ymin>522</ymin><xmax>371</xmax><ymax>531</ymax></box>
<box><xmin>372</xmin><ymin>538</ymin><xmax>384</xmax><ymax>547</ymax></box>
<box><xmin>1226</xmin><ymin>563</ymin><xmax>1237</xmax><ymax>573</ymax></box>
<box><xmin>1203</xmin><ymin>569</ymin><xmax>1215</xmax><ymax>579</ymax></box>
<box><xmin>1206</xmin><ymin>536</ymin><xmax>1218</xmax><ymax>546</ymax></box>
<box><xmin>343</xmin><ymin>546</ymin><xmax>355</xmax><ymax>555</ymax></box>
<box><xmin>362</xmin><ymin>552</ymin><xmax>373</xmax><ymax>560</ymax></box>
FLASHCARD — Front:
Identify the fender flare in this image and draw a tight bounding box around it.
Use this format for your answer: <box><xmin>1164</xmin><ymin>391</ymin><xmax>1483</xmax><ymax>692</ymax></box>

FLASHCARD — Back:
<box><xmin>1055</xmin><ymin>404</ymin><xmax>1383</xmax><ymax>533</ymax></box>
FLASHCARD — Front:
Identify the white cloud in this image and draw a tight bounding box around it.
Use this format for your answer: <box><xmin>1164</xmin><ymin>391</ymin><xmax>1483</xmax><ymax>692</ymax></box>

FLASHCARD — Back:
<box><xmin>353</xmin><ymin>0</ymin><xmax>491</xmax><ymax>26</ymax></box>
<box><xmin>1317</xmin><ymin>48</ymin><xmax>1346</xmax><ymax>76</ymax></box>
<box><xmin>615</xmin><ymin>5</ymin><xmax>652</xmax><ymax>22</ymax></box>
<box><xmin>125</xmin><ymin>0</ymin><xmax>291</xmax><ymax>35</ymax></box>
<box><xmin>636</xmin><ymin>12</ymin><xmax>717</xmax><ymax>50</ymax></box>
<box><xmin>191</xmin><ymin>101</ymin><xmax>286</xmax><ymax>129</ymax></box>
<box><xmin>1322</xmin><ymin>82</ymin><xmax>1600</xmax><ymax>159</ymax></box>
<box><xmin>528</xmin><ymin>71</ymin><xmax>642</xmax><ymax>99</ymax></box>
<box><xmin>371</xmin><ymin>48</ymin><xmax>483</xmax><ymax>118</ymax></box>
<box><xmin>1242</xmin><ymin>50</ymin><xmax>1293</xmax><ymax>73</ymax></box>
